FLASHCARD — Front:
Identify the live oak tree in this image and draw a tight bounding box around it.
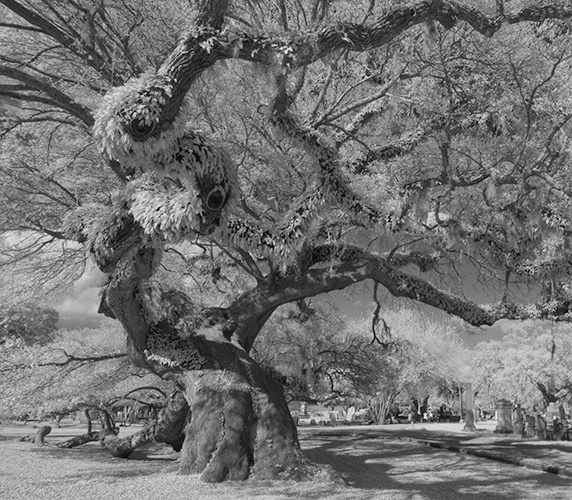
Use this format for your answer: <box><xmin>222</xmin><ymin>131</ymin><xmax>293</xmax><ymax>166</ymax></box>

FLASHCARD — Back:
<box><xmin>472</xmin><ymin>321</ymin><xmax>572</xmax><ymax>409</ymax></box>
<box><xmin>3</xmin><ymin>0</ymin><xmax>572</xmax><ymax>483</ymax></box>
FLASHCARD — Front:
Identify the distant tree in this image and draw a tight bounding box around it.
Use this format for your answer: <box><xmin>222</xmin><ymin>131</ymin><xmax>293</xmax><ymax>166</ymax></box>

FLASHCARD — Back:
<box><xmin>255</xmin><ymin>307</ymin><xmax>469</xmax><ymax>424</ymax></box>
<box><xmin>472</xmin><ymin>322</ymin><xmax>572</xmax><ymax>410</ymax></box>
<box><xmin>0</xmin><ymin>302</ymin><xmax>58</xmax><ymax>346</ymax></box>
<box><xmin>0</xmin><ymin>322</ymin><xmax>133</xmax><ymax>419</ymax></box>
<box><xmin>322</xmin><ymin>310</ymin><xmax>468</xmax><ymax>424</ymax></box>
<box><xmin>251</xmin><ymin>301</ymin><xmax>345</xmax><ymax>403</ymax></box>
<box><xmin>3</xmin><ymin>0</ymin><xmax>572</xmax><ymax>483</ymax></box>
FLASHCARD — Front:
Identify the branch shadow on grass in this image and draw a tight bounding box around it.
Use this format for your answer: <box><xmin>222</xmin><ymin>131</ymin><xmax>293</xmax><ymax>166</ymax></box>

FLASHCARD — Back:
<box><xmin>300</xmin><ymin>434</ymin><xmax>572</xmax><ymax>500</ymax></box>
<box><xmin>26</xmin><ymin>441</ymin><xmax>178</xmax><ymax>481</ymax></box>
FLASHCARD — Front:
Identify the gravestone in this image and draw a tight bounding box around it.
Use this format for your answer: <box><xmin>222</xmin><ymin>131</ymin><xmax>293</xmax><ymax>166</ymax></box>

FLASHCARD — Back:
<box><xmin>512</xmin><ymin>403</ymin><xmax>524</xmax><ymax>436</ymax></box>
<box><xmin>558</xmin><ymin>405</ymin><xmax>569</xmax><ymax>440</ymax></box>
<box><xmin>525</xmin><ymin>415</ymin><xmax>536</xmax><ymax>438</ymax></box>
<box><xmin>463</xmin><ymin>383</ymin><xmax>477</xmax><ymax>432</ymax></box>
<box><xmin>34</xmin><ymin>425</ymin><xmax>51</xmax><ymax>446</ymax></box>
<box><xmin>494</xmin><ymin>399</ymin><xmax>513</xmax><ymax>434</ymax></box>
<box><xmin>535</xmin><ymin>414</ymin><xmax>547</xmax><ymax>440</ymax></box>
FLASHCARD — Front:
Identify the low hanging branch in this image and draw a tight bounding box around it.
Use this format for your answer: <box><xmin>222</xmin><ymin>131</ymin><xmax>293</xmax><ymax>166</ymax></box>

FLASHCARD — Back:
<box><xmin>370</xmin><ymin>282</ymin><xmax>393</xmax><ymax>347</ymax></box>
<box><xmin>37</xmin><ymin>351</ymin><xmax>128</xmax><ymax>368</ymax></box>
<box><xmin>228</xmin><ymin>242</ymin><xmax>572</xmax><ymax>333</ymax></box>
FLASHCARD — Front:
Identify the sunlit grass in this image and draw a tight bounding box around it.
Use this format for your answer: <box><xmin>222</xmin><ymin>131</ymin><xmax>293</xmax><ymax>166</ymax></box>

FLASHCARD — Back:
<box><xmin>1</xmin><ymin>423</ymin><xmax>572</xmax><ymax>500</ymax></box>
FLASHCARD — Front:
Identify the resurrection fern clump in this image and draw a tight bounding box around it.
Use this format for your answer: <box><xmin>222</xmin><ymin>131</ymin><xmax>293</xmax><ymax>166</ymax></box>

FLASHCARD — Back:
<box><xmin>92</xmin><ymin>73</ymin><xmax>238</xmax><ymax>240</ymax></box>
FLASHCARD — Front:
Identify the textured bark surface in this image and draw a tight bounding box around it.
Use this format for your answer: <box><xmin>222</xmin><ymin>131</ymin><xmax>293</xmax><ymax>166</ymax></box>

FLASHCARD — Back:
<box><xmin>103</xmin><ymin>426</ymin><xmax>154</xmax><ymax>459</ymax></box>
<box><xmin>177</xmin><ymin>340</ymin><xmax>313</xmax><ymax>483</ymax></box>
<box><xmin>153</xmin><ymin>391</ymin><xmax>189</xmax><ymax>452</ymax></box>
<box><xmin>56</xmin><ymin>432</ymin><xmax>101</xmax><ymax>449</ymax></box>
<box><xmin>33</xmin><ymin>425</ymin><xmax>51</xmax><ymax>446</ymax></box>
<box><xmin>99</xmin><ymin>392</ymin><xmax>189</xmax><ymax>458</ymax></box>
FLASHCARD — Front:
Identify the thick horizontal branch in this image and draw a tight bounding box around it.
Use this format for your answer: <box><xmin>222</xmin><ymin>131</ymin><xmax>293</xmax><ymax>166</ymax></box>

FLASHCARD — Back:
<box><xmin>230</xmin><ymin>243</ymin><xmax>572</xmax><ymax>349</ymax></box>
<box><xmin>214</xmin><ymin>1</ymin><xmax>572</xmax><ymax>69</ymax></box>
<box><xmin>303</xmin><ymin>243</ymin><xmax>442</xmax><ymax>272</ymax></box>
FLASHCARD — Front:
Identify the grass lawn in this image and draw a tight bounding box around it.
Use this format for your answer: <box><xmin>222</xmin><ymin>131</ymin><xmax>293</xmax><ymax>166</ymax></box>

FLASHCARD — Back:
<box><xmin>1</xmin><ymin>422</ymin><xmax>571</xmax><ymax>500</ymax></box>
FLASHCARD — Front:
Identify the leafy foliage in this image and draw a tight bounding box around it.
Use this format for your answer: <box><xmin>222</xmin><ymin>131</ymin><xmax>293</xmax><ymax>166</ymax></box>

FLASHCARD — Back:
<box><xmin>3</xmin><ymin>0</ymin><xmax>572</xmax><ymax>482</ymax></box>
<box><xmin>0</xmin><ymin>1</ymin><xmax>571</xmax><ymax>329</ymax></box>
<box><xmin>0</xmin><ymin>302</ymin><xmax>58</xmax><ymax>346</ymax></box>
<box><xmin>472</xmin><ymin>321</ymin><xmax>572</xmax><ymax>410</ymax></box>
<box><xmin>254</xmin><ymin>305</ymin><xmax>469</xmax><ymax>422</ymax></box>
<box><xmin>0</xmin><ymin>321</ymin><xmax>168</xmax><ymax>419</ymax></box>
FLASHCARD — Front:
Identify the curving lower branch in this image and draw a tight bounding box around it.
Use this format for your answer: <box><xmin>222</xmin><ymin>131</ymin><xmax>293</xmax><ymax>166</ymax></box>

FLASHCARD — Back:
<box><xmin>229</xmin><ymin>242</ymin><xmax>572</xmax><ymax>351</ymax></box>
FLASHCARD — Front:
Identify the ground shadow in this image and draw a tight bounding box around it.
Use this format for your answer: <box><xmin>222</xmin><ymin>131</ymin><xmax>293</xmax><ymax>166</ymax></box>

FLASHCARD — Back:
<box><xmin>301</xmin><ymin>434</ymin><xmax>572</xmax><ymax>500</ymax></box>
<box><xmin>21</xmin><ymin>440</ymin><xmax>177</xmax><ymax>475</ymax></box>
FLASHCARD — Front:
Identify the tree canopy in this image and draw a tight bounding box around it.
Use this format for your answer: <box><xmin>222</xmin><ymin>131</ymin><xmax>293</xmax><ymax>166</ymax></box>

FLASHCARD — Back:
<box><xmin>0</xmin><ymin>302</ymin><xmax>58</xmax><ymax>346</ymax></box>
<box><xmin>472</xmin><ymin>321</ymin><xmax>572</xmax><ymax>409</ymax></box>
<box><xmin>3</xmin><ymin>0</ymin><xmax>572</xmax><ymax>483</ymax></box>
<box><xmin>2</xmin><ymin>0</ymin><xmax>572</xmax><ymax>323</ymax></box>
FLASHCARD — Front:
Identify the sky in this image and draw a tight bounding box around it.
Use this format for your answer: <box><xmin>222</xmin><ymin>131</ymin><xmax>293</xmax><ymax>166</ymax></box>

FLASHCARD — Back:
<box><xmin>283</xmin><ymin>276</ymin><xmax>521</xmax><ymax>349</ymax></box>
<box><xmin>54</xmin><ymin>264</ymin><xmax>108</xmax><ymax>329</ymax></box>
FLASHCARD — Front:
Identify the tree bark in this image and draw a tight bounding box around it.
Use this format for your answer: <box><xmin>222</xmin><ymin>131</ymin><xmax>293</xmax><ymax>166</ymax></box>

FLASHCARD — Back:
<box><xmin>153</xmin><ymin>391</ymin><xmax>189</xmax><ymax>452</ymax></box>
<box><xmin>375</xmin><ymin>395</ymin><xmax>398</xmax><ymax>425</ymax></box>
<box><xmin>100</xmin><ymin>392</ymin><xmax>189</xmax><ymax>458</ymax></box>
<box><xmin>177</xmin><ymin>339</ymin><xmax>317</xmax><ymax>482</ymax></box>
<box><xmin>33</xmin><ymin>425</ymin><xmax>51</xmax><ymax>446</ymax></box>
<box><xmin>102</xmin><ymin>426</ymin><xmax>154</xmax><ymax>458</ymax></box>
<box><xmin>57</xmin><ymin>432</ymin><xmax>101</xmax><ymax>448</ymax></box>
<box><xmin>93</xmin><ymin>238</ymin><xmax>322</xmax><ymax>480</ymax></box>
<box><xmin>100</xmin><ymin>410</ymin><xmax>116</xmax><ymax>433</ymax></box>
<box><xmin>84</xmin><ymin>410</ymin><xmax>92</xmax><ymax>434</ymax></box>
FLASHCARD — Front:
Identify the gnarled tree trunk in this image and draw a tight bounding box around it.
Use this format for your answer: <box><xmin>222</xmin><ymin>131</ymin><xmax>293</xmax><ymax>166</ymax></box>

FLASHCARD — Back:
<box><xmin>177</xmin><ymin>340</ymin><xmax>307</xmax><ymax>482</ymax></box>
<box><xmin>154</xmin><ymin>391</ymin><xmax>189</xmax><ymax>452</ymax></box>
<box><xmin>93</xmin><ymin>237</ymin><xmax>325</xmax><ymax>482</ymax></box>
<box><xmin>103</xmin><ymin>425</ymin><xmax>154</xmax><ymax>458</ymax></box>
<box><xmin>57</xmin><ymin>432</ymin><xmax>101</xmax><ymax>448</ymax></box>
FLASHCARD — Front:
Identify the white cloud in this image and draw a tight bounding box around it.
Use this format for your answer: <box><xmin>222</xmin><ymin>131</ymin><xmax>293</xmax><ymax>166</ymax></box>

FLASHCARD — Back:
<box><xmin>54</xmin><ymin>265</ymin><xmax>109</xmax><ymax>329</ymax></box>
